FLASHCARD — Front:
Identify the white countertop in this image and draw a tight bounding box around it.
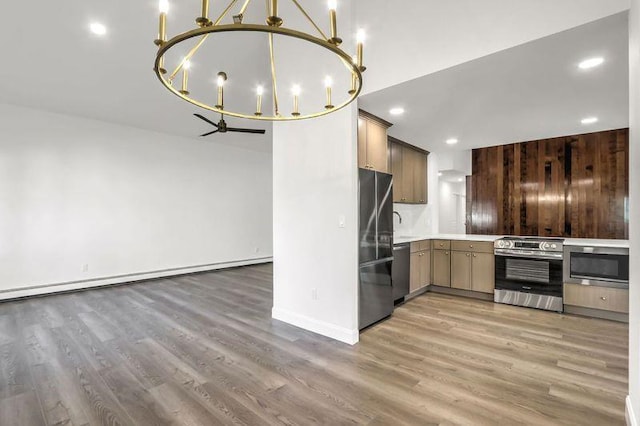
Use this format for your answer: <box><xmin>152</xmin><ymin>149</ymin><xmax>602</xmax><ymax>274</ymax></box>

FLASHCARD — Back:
<box><xmin>394</xmin><ymin>234</ymin><xmax>629</xmax><ymax>248</ymax></box>
<box><xmin>563</xmin><ymin>238</ymin><xmax>629</xmax><ymax>248</ymax></box>
<box><xmin>394</xmin><ymin>234</ymin><xmax>501</xmax><ymax>245</ymax></box>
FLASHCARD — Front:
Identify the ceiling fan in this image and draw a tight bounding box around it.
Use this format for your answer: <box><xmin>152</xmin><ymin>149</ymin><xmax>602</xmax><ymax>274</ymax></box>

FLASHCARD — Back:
<box><xmin>193</xmin><ymin>113</ymin><xmax>266</xmax><ymax>137</ymax></box>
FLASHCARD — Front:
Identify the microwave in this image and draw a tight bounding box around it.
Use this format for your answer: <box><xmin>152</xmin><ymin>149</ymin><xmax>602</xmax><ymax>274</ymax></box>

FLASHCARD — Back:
<box><xmin>563</xmin><ymin>245</ymin><xmax>629</xmax><ymax>289</ymax></box>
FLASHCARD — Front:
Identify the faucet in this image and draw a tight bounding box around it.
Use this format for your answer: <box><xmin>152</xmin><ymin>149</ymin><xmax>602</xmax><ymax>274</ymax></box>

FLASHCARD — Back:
<box><xmin>393</xmin><ymin>211</ymin><xmax>402</xmax><ymax>224</ymax></box>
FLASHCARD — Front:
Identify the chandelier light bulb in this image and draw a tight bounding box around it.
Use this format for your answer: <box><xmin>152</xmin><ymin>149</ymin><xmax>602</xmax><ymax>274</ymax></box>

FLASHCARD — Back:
<box><xmin>328</xmin><ymin>0</ymin><xmax>337</xmax><ymax>11</ymax></box>
<box><xmin>183</xmin><ymin>60</ymin><xmax>191</xmax><ymax>70</ymax></box>
<box><xmin>256</xmin><ymin>85</ymin><xmax>264</xmax><ymax>96</ymax></box>
<box><xmin>159</xmin><ymin>0</ymin><xmax>170</xmax><ymax>14</ymax></box>
<box><xmin>356</xmin><ymin>29</ymin><xmax>366</xmax><ymax>71</ymax></box>
<box><xmin>292</xmin><ymin>85</ymin><xmax>301</xmax><ymax>96</ymax></box>
<box><xmin>324</xmin><ymin>76</ymin><xmax>333</xmax><ymax>88</ymax></box>
<box><xmin>325</xmin><ymin>77</ymin><xmax>334</xmax><ymax>110</ymax></box>
<box><xmin>217</xmin><ymin>75</ymin><xmax>225</xmax><ymax>87</ymax></box>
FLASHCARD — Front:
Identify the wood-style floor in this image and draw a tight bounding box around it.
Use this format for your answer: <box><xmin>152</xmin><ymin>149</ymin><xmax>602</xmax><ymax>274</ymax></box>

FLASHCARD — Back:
<box><xmin>0</xmin><ymin>264</ymin><xmax>628</xmax><ymax>425</ymax></box>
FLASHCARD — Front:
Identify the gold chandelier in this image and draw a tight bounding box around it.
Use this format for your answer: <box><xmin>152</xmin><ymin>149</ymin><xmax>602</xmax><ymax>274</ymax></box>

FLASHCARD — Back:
<box><xmin>153</xmin><ymin>0</ymin><xmax>366</xmax><ymax>121</ymax></box>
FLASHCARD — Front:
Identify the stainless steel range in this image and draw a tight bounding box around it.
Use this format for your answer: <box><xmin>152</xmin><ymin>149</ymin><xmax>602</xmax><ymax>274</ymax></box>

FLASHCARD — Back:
<box><xmin>494</xmin><ymin>237</ymin><xmax>565</xmax><ymax>312</ymax></box>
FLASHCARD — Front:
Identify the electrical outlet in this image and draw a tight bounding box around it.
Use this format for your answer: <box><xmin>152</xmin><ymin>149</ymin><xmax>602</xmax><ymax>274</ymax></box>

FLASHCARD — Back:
<box><xmin>338</xmin><ymin>215</ymin><xmax>346</xmax><ymax>228</ymax></box>
<box><xmin>311</xmin><ymin>288</ymin><xmax>318</xmax><ymax>300</ymax></box>
<box><xmin>82</xmin><ymin>264</ymin><xmax>89</xmax><ymax>273</ymax></box>
<box><xmin>254</xmin><ymin>247</ymin><xmax>260</xmax><ymax>253</ymax></box>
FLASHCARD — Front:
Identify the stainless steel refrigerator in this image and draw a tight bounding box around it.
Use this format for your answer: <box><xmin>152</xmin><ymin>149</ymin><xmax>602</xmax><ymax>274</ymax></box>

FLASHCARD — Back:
<box><xmin>359</xmin><ymin>168</ymin><xmax>394</xmax><ymax>330</ymax></box>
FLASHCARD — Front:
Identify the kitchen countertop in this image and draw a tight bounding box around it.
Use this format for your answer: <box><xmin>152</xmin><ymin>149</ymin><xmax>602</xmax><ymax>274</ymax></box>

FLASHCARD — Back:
<box><xmin>563</xmin><ymin>238</ymin><xmax>629</xmax><ymax>248</ymax></box>
<box><xmin>394</xmin><ymin>234</ymin><xmax>501</xmax><ymax>245</ymax></box>
<box><xmin>394</xmin><ymin>234</ymin><xmax>630</xmax><ymax>248</ymax></box>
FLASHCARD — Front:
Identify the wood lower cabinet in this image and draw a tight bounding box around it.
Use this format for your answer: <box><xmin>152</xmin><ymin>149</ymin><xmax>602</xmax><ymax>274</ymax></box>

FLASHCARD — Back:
<box><xmin>471</xmin><ymin>253</ymin><xmax>495</xmax><ymax>293</ymax></box>
<box><xmin>358</xmin><ymin>111</ymin><xmax>392</xmax><ymax>173</ymax></box>
<box><xmin>564</xmin><ymin>283</ymin><xmax>629</xmax><ymax>313</ymax></box>
<box><xmin>451</xmin><ymin>251</ymin><xmax>472</xmax><ymax>290</ymax></box>
<box><xmin>389</xmin><ymin>138</ymin><xmax>429</xmax><ymax>204</ymax></box>
<box><xmin>432</xmin><ymin>249</ymin><xmax>451</xmax><ymax>287</ymax></box>
<box><xmin>410</xmin><ymin>247</ymin><xmax>431</xmax><ymax>293</ymax></box>
<box><xmin>450</xmin><ymin>243</ymin><xmax>495</xmax><ymax>294</ymax></box>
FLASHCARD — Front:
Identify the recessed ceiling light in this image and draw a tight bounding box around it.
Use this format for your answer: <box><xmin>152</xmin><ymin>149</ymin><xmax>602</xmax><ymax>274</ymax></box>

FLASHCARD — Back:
<box><xmin>389</xmin><ymin>107</ymin><xmax>405</xmax><ymax>116</ymax></box>
<box><xmin>89</xmin><ymin>22</ymin><xmax>107</xmax><ymax>36</ymax></box>
<box><xmin>458</xmin><ymin>178</ymin><xmax>464</xmax><ymax>182</ymax></box>
<box><xmin>578</xmin><ymin>57</ymin><xmax>604</xmax><ymax>70</ymax></box>
<box><xmin>438</xmin><ymin>172</ymin><xmax>443</xmax><ymax>177</ymax></box>
<box><xmin>581</xmin><ymin>117</ymin><xmax>598</xmax><ymax>124</ymax></box>
<box><xmin>446</xmin><ymin>138</ymin><xmax>458</xmax><ymax>145</ymax></box>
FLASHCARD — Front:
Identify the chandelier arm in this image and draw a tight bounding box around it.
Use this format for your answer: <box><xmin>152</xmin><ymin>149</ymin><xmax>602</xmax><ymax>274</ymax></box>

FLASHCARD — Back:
<box><xmin>168</xmin><ymin>35</ymin><xmax>209</xmax><ymax>81</ymax></box>
<box><xmin>289</xmin><ymin>0</ymin><xmax>329</xmax><ymax>40</ymax></box>
<box><xmin>239</xmin><ymin>0</ymin><xmax>253</xmax><ymax>15</ymax></box>
<box><xmin>268</xmin><ymin>32</ymin><xmax>280</xmax><ymax>116</ymax></box>
<box><xmin>214</xmin><ymin>0</ymin><xmax>240</xmax><ymax>26</ymax></box>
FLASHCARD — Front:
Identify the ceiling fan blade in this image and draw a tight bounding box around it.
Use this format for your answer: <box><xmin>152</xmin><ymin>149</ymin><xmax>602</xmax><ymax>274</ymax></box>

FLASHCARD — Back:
<box><xmin>200</xmin><ymin>130</ymin><xmax>219</xmax><ymax>137</ymax></box>
<box><xmin>193</xmin><ymin>113</ymin><xmax>219</xmax><ymax>128</ymax></box>
<box><xmin>227</xmin><ymin>128</ymin><xmax>266</xmax><ymax>134</ymax></box>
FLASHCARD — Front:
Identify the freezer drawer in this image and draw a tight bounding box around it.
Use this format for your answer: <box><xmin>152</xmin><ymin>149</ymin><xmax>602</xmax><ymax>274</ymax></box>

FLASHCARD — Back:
<box><xmin>359</xmin><ymin>260</ymin><xmax>394</xmax><ymax>330</ymax></box>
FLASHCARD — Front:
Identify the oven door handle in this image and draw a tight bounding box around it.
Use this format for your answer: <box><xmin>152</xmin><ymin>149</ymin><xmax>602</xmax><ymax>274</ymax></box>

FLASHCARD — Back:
<box><xmin>494</xmin><ymin>251</ymin><xmax>563</xmax><ymax>260</ymax></box>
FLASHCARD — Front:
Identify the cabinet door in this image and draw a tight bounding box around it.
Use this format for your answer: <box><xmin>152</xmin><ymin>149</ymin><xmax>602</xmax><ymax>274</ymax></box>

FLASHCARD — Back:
<box><xmin>410</xmin><ymin>252</ymin><xmax>422</xmax><ymax>293</ymax></box>
<box><xmin>390</xmin><ymin>142</ymin><xmax>404</xmax><ymax>202</ymax></box>
<box><xmin>471</xmin><ymin>253</ymin><xmax>495</xmax><ymax>294</ymax></box>
<box><xmin>451</xmin><ymin>252</ymin><xmax>471</xmax><ymax>290</ymax></box>
<box><xmin>413</xmin><ymin>151</ymin><xmax>428</xmax><ymax>204</ymax></box>
<box><xmin>357</xmin><ymin>117</ymin><xmax>368</xmax><ymax>169</ymax></box>
<box><xmin>432</xmin><ymin>250</ymin><xmax>451</xmax><ymax>287</ymax></box>
<box><xmin>366</xmin><ymin>120</ymin><xmax>389</xmax><ymax>173</ymax></box>
<box><xmin>420</xmin><ymin>250</ymin><xmax>431</xmax><ymax>287</ymax></box>
<box><xmin>400</xmin><ymin>146</ymin><xmax>415</xmax><ymax>203</ymax></box>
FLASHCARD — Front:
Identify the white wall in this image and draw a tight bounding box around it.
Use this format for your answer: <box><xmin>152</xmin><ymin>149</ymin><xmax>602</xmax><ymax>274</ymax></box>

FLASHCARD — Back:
<box><xmin>272</xmin><ymin>107</ymin><xmax>359</xmax><ymax>345</ymax></box>
<box><xmin>0</xmin><ymin>103</ymin><xmax>273</xmax><ymax>298</ymax></box>
<box><xmin>628</xmin><ymin>0</ymin><xmax>639</xmax><ymax>423</ymax></box>
<box><xmin>354</xmin><ymin>0</ymin><xmax>630</xmax><ymax>94</ymax></box>
<box><xmin>438</xmin><ymin>181</ymin><xmax>467</xmax><ymax>235</ymax></box>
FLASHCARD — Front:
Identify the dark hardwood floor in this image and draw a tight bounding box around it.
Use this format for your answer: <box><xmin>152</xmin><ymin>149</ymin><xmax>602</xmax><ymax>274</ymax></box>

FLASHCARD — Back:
<box><xmin>0</xmin><ymin>264</ymin><xmax>628</xmax><ymax>425</ymax></box>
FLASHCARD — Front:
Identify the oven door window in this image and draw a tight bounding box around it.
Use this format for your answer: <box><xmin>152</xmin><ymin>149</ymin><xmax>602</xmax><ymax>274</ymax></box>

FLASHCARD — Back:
<box><xmin>506</xmin><ymin>258</ymin><xmax>550</xmax><ymax>284</ymax></box>
<box><xmin>570</xmin><ymin>253</ymin><xmax>629</xmax><ymax>282</ymax></box>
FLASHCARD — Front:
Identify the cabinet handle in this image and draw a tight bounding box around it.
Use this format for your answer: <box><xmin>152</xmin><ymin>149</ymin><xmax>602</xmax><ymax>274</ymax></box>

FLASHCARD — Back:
<box><xmin>470</xmin><ymin>244</ymin><xmax>473</xmax><ymax>248</ymax></box>
<box><xmin>439</xmin><ymin>243</ymin><xmax>444</xmax><ymax>247</ymax></box>
<box><xmin>601</xmin><ymin>296</ymin><xmax>607</xmax><ymax>301</ymax></box>
<box><xmin>466</xmin><ymin>253</ymin><xmax>470</xmax><ymax>257</ymax></box>
<box><xmin>445</xmin><ymin>252</ymin><xmax>449</xmax><ymax>255</ymax></box>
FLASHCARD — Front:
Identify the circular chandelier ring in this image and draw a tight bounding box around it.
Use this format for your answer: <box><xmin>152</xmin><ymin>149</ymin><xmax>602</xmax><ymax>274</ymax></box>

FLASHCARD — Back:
<box><xmin>154</xmin><ymin>23</ymin><xmax>363</xmax><ymax>121</ymax></box>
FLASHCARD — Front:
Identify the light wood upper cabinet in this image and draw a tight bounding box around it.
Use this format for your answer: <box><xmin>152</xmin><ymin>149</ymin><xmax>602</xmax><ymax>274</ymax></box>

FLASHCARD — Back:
<box><xmin>412</xmin><ymin>151</ymin><xmax>428</xmax><ymax>204</ymax></box>
<box><xmin>358</xmin><ymin>111</ymin><xmax>392</xmax><ymax>173</ymax></box>
<box><xmin>389</xmin><ymin>138</ymin><xmax>429</xmax><ymax>204</ymax></box>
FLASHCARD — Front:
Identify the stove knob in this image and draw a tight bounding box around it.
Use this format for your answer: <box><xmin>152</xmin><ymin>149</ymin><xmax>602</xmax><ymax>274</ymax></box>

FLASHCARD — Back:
<box><xmin>551</xmin><ymin>244</ymin><xmax>557</xmax><ymax>249</ymax></box>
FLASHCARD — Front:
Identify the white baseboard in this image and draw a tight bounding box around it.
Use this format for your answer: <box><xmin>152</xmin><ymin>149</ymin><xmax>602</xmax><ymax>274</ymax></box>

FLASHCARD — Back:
<box><xmin>0</xmin><ymin>257</ymin><xmax>273</xmax><ymax>301</ymax></box>
<box><xmin>272</xmin><ymin>306</ymin><xmax>359</xmax><ymax>345</ymax></box>
<box><xmin>628</xmin><ymin>395</ymin><xmax>638</xmax><ymax>426</ymax></box>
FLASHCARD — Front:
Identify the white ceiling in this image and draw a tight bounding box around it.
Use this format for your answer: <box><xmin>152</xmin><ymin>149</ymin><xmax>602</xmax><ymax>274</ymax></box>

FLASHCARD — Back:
<box><xmin>359</xmin><ymin>12</ymin><xmax>629</xmax><ymax>153</ymax></box>
<box><xmin>354</xmin><ymin>0</ymin><xmax>630</xmax><ymax>94</ymax></box>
